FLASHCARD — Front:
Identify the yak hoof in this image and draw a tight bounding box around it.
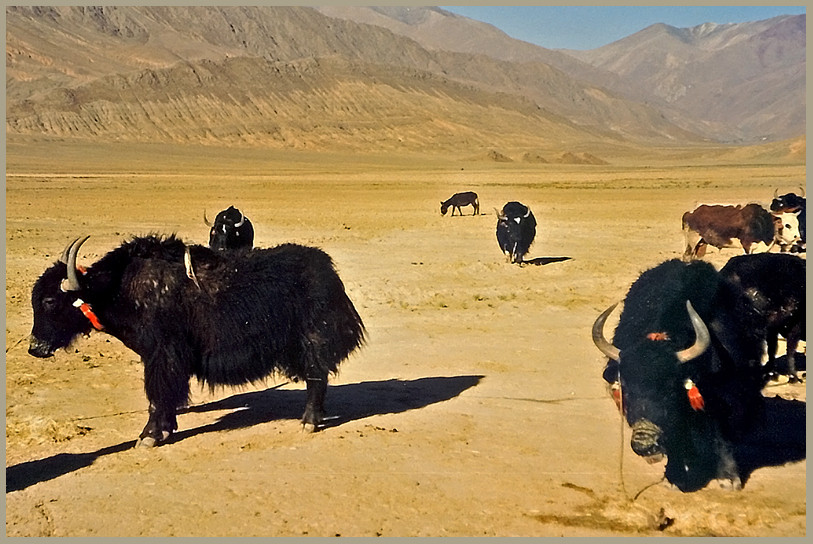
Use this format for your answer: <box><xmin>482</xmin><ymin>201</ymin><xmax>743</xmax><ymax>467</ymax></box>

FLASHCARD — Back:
<box><xmin>136</xmin><ymin>436</ymin><xmax>158</xmax><ymax>448</ymax></box>
<box><xmin>715</xmin><ymin>477</ymin><xmax>742</xmax><ymax>491</ymax></box>
<box><xmin>135</xmin><ymin>430</ymin><xmax>170</xmax><ymax>448</ymax></box>
<box><xmin>302</xmin><ymin>422</ymin><xmax>317</xmax><ymax>434</ymax></box>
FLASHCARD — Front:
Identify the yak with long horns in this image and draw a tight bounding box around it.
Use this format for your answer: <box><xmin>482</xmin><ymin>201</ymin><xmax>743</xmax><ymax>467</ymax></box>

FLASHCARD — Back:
<box><xmin>29</xmin><ymin>235</ymin><xmax>365</xmax><ymax>447</ymax></box>
<box><xmin>593</xmin><ymin>259</ymin><xmax>766</xmax><ymax>491</ymax></box>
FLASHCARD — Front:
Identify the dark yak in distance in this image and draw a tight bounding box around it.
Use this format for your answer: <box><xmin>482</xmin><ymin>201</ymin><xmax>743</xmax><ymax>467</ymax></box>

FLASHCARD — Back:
<box><xmin>29</xmin><ymin>235</ymin><xmax>365</xmax><ymax>447</ymax></box>
<box><xmin>204</xmin><ymin>205</ymin><xmax>254</xmax><ymax>251</ymax></box>
<box><xmin>495</xmin><ymin>201</ymin><xmax>536</xmax><ymax>264</ymax></box>
<box><xmin>440</xmin><ymin>191</ymin><xmax>480</xmax><ymax>216</ymax></box>
<box><xmin>593</xmin><ymin>259</ymin><xmax>766</xmax><ymax>492</ymax></box>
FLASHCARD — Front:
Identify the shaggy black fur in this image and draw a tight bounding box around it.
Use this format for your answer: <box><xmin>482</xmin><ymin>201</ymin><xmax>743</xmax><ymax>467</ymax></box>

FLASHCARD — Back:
<box><xmin>602</xmin><ymin>259</ymin><xmax>767</xmax><ymax>492</ymax></box>
<box><xmin>496</xmin><ymin>201</ymin><xmax>536</xmax><ymax>264</ymax></box>
<box><xmin>721</xmin><ymin>253</ymin><xmax>806</xmax><ymax>381</ymax></box>
<box><xmin>207</xmin><ymin>205</ymin><xmax>254</xmax><ymax>251</ymax></box>
<box><xmin>29</xmin><ymin>234</ymin><xmax>365</xmax><ymax>445</ymax></box>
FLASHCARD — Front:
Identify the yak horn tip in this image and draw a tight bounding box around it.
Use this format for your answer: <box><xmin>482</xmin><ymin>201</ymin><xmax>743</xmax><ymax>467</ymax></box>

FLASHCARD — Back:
<box><xmin>62</xmin><ymin>235</ymin><xmax>90</xmax><ymax>292</ymax></box>
<box><xmin>676</xmin><ymin>300</ymin><xmax>711</xmax><ymax>363</ymax></box>
<box><xmin>592</xmin><ymin>302</ymin><xmax>621</xmax><ymax>362</ymax></box>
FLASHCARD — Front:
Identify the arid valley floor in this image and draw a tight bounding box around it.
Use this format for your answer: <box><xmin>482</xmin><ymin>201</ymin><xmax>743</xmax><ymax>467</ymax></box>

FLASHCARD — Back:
<box><xmin>5</xmin><ymin>140</ymin><xmax>806</xmax><ymax>536</ymax></box>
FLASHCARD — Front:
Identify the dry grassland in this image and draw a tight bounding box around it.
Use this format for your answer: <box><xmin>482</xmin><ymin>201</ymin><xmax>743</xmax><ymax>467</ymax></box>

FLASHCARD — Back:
<box><xmin>5</xmin><ymin>140</ymin><xmax>806</xmax><ymax>536</ymax></box>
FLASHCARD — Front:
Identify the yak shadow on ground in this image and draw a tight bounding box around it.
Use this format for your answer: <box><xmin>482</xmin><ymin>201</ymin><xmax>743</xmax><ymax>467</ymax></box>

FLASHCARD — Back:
<box><xmin>6</xmin><ymin>375</ymin><xmax>483</xmax><ymax>493</ymax></box>
<box><xmin>521</xmin><ymin>256</ymin><xmax>572</xmax><ymax>266</ymax></box>
<box><xmin>734</xmin><ymin>393</ymin><xmax>806</xmax><ymax>486</ymax></box>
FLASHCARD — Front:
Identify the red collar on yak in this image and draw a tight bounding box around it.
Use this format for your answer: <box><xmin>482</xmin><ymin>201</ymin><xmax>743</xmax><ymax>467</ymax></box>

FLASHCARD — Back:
<box><xmin>73</xmin><ymin>298</ymin><xmax>104</xmax><ymax>331</ymax></box>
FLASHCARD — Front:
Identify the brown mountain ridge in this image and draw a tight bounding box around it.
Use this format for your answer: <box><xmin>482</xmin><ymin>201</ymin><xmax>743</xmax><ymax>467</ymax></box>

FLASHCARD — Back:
<box><xmin>6</xmin><ymin>6</ymin><xmax>804</xmax><ymax>153</ymax></box>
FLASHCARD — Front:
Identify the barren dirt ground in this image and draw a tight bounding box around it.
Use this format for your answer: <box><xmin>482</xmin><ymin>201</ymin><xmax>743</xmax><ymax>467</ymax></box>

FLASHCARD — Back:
<box><xmin>5</xmin><ymin>142</ymin><xmax>806</xmax><ymax>536</ymax></box>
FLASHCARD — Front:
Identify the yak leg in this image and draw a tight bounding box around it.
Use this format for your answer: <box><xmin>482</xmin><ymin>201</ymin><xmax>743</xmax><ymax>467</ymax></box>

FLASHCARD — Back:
<box><xmin>764</xmin><ymin>331</ymin><xmax>780</xmax><ymax>380</ymax></box>
<box><xmin>694</xmin><ymin>240</ymin><xmax>708</xmax><ymax>258</ymax></box>
<box><xmin>301</xmin><ymin>336</ymin><xmax>329</xmax><ymax>433</ymax></box>
<box><xmin>713</xmin><ymin>443</ymin><xmax>742</xmax><ymax>490</ymax></box>
<box><xmin>302</xmin><ymin>376</ymin><xmax>327</xmax><ymax>433</ymax></box>
<box><xmin>786</xmin><ymin>324</ymin><xmax>804</xmax><ymax>383</ymax></box>
<box><xmin>138</xmin><ymin>354</ymin><xmax>189</xmax><ymax>447</ymax></box>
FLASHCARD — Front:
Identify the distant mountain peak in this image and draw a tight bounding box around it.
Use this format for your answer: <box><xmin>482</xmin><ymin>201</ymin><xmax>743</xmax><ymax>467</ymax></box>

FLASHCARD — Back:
<box><xmin>368</xmin><ymin>6</ymin><xmax>449</xmax><ymax>26</ymax></box>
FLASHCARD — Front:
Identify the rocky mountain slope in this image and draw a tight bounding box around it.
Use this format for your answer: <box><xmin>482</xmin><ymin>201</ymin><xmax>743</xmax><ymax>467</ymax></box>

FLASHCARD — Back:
<box><xmin>319</xmin><ymin>7</ymin><xmax>805</xmax><ymax>144</ymax></box>
<box><xmin>568</xmin><ymin>15</ymin><xmax>805</xmax><ymax>142</ymax></box>
<box><xmin>6</xmin><ymin>6</ymin><xmax>803</xmax><ymax>152</ymax></box>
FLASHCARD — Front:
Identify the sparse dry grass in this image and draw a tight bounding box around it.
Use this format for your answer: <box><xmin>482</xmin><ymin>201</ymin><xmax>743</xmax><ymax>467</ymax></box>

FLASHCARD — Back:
<box><xmin>5</xmin><ymin>141</ymin><xmax>806</xmax><ymax>537</ymax></box>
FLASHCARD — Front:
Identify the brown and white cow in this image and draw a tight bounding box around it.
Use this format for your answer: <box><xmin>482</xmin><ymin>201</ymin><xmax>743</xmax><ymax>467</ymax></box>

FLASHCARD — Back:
<box><xmin>681</xmin><ymin>203</ymin><xmax>800</xmax><ymax>261</ymax></box>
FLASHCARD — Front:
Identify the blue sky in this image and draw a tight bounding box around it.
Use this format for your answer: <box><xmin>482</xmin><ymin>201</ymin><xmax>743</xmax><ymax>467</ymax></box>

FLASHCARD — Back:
<box><xmin>440</xmin><ymin>6</ymin><xmax>806</xmax><ymax>50</ymax></box>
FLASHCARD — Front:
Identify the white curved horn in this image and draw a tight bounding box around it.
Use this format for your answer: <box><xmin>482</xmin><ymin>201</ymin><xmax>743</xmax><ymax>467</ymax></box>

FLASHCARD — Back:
<box><xmin>676</xmin><ymin>301</ymin><xmax>711</xmax><ymax>363</ymax></box>
<box><xmin>63</xmin><ymin>236</ymin><xmax>90</xmax><ymax>292</ymax></box>
<box><xmin>592</xmin><ymin>303</ymin><xmax>621</xmax><ymax>361</ymax></box>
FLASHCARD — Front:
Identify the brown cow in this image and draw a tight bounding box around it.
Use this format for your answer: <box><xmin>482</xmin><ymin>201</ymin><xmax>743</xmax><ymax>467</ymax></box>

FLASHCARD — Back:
<box><xmin>681</xmin><ymin>203</ymin><xmax>800</xmax><ymax>261</ymax></box>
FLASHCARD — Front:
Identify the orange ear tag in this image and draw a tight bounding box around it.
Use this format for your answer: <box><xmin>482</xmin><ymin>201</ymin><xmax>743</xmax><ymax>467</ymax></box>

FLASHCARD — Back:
<box><xmin>684</xmin><ymin>379</ymin><xmax>704</xmax><ymax>411</ymax></box>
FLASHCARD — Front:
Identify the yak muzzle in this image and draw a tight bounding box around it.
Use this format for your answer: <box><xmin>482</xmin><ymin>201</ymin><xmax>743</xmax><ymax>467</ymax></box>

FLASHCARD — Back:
<box><xmin>630</xmin><ymin>419</ymin><xmax>665</xmax><ymax>463</ymax></box>
<box><xmin>28</xmin><ymin>337</ymin><xmax>55</xmax><ymax>358</ymax></box>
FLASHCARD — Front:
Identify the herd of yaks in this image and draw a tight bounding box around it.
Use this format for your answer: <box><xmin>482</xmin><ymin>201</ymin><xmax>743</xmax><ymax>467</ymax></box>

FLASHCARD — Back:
<box><xmin>439</xmin><ymin>188</ymin><xmax>806</xmax><ymax>264</ymax></box>
<box><xmin>25</xmin><ymin>186</ymin><xmax>805</xmax><ymax>492</ymax></box>
<box><xmin>439</xmin><ymin>187</ymin><xmax>806</xmax><ymax>491</ymax></box>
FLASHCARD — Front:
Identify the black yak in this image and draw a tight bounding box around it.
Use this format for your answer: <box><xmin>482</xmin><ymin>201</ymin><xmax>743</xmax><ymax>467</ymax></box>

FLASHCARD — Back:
<box><xmin>593</xmin><ymin>259</ymin><xmax>766</xmax><ymax>491</ymax></box>
<box><xmin>204</xmin><ymin>205</ymin><xmax>254</xmax><ymax>251</ymax></box>
<box><xmin>495</xmin><ymin>201</ymin><xmax>536</xmax><ymax>264</ymax></box>
<box><xmin>29</xmin><ymin>235</ymin><xmax>365</xmax><ymax>447</ymax></box>
<box><xmin>720</xmin><ymin>253</ymin><xmax>806</xmax><ymax>382</ymax></box>
<box><xmin>440</xmin><ymin>191</ymin><xmax>479</xmax><ymax>216</ymax></box>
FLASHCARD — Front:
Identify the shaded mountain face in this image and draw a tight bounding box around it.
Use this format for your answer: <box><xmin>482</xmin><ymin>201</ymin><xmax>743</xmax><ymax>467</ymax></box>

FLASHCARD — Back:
<box><xmin>320</xmin><ymin>7</ymin><xmax>803</xmax><ymax>144</ymax></box>
<box><xmin>6</xmin><ymin>6</ymin><xmax>802</xmax><ymax>151</ymax></box>
<box><xmin>567</xmin><ymin>15</ymin><xmax>805</xmax><ymax>142</ymax></box>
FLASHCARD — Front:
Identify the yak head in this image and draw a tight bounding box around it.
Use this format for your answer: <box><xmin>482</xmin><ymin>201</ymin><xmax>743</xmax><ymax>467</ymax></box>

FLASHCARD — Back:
<box><xmin>495</xmin><ymin>202</ymin><xmax>536</xmax><ymax>264</ymax></box>
<box><xmin>770</xmin><ymin>188</ymin><xmax>805</xmax><ymax>213</ymax></box>
<box><xmin>593</xmin><ymin>300</ymin><xmax>724</xmax><ymax>491</ymax></box>
<box><xmin>29</xmin><ymin>236</ymin><xmax>96</xmax><ymax>358</ymax></box>
<box><xmin>204</xmin><ymin>206</ymin><xmax>254</xmax><ymax>251</ymax></box>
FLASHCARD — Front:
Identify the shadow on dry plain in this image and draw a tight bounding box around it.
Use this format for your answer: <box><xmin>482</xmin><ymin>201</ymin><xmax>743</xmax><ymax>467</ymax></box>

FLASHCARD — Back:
<box><xmin>6</xmin><ymin>375</ymin><xmax>483</xmax><ymax>493</ymax></box>
<box><xmin>521</xmin><ymin>256</ymin><xmax>572</xmax><ymax>266</ymax></box>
